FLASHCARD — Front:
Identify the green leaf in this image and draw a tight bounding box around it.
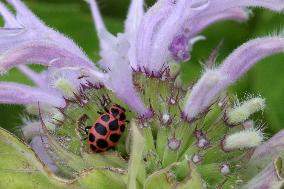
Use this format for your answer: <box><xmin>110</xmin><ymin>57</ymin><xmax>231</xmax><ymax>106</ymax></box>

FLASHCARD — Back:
<box><xmin>128</xmin><ymin>121</ymin><xmax>145</xmax><ymax>189</ymax></box>
<box><xmin>156</xmin><ymin>127</ymin><xmax>170</xmax><ymax>160</ymax></box>
<box><xmin>0</xmin><ymin>127</ymin><xmax>70</xmax><ymax>189</ymax></box>
<box><xmin>144</xmin><ymin>161</ymin><xmax>204</xmax><ymax>189</ymax></box>
<box><xmin>0</xmin><ymin>127</ymin><xmax>129</xmax><ymax>189</ymax></box>
<box><xmin>144</xmin><ymin>165</ymin><xmax>174</xmax><ymax>189</ymax></box>
<box><xmin>176</xmin><ymin>161</ymin><xmax>203</xmax><ymax>189</ymax></box>
<box><xmin>77</xmin><ymin>168</ymin><xmax>127</xmax><ymax>189</ymax></box>
<box><xmin>162</xmin><ymin>145</ymin><xmax>178</xmax><ymax>168</ymax></box>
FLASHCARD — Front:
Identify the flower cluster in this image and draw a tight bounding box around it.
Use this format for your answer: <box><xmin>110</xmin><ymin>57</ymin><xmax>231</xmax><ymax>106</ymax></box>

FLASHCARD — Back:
<box><xmin>0</xmin><ymin>0</ymin><xmax>284</xmax><ymax>188</ymax></box>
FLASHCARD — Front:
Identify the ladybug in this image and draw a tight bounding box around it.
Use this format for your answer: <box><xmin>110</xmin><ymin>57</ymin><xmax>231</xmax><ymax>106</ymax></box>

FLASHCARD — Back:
<box><xmin>85</xmin><ymin>104</ymin><xmax>127</xmax><ymax>153</ymax></box>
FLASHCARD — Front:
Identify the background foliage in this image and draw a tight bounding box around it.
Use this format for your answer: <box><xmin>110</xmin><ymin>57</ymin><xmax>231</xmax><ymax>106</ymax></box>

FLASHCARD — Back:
<box><xmin>0</xmin><ymin>0</ymin><xmax>283</xmax><ymax>134</ymax></box>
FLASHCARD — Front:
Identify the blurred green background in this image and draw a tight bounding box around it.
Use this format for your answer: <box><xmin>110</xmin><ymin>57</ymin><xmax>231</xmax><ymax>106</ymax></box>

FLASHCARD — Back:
<box><xmin>0</xmin><ymin>0</ymin><xmax>283</xmax><ymax>134</ymax></box>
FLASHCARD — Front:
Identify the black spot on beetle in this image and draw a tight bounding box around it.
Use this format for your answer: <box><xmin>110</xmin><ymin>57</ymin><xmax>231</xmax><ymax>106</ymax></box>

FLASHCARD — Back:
<box><xmin>101</xmin><ymin>114</ymin><xmax>110</xmax><ymax>122</ymax></box>
<box><xmin>109</xmin><ymin>134</ymin><xmax>121</xmax><ymax>143</ymax></box>
<box><xmin>96</xmin><ymin>139</ymin><xmax>108</xmax><ymax>149</ymax></box>
<box><xmin>111</xmin><ymin>108</ymin><xmax>119</xmax><ymax>117</ymax></box>
<box><xmin>119</xmin><ymin>112</ymin><xmax>126</xmax><ymax>121</ymax></box>
<box><xmin>88</xmin><ymin>133</ymin><xmax>95</xmax><ymax>142</ymax></box>
<box><xmin>120</xmin><ymin>124</ymin><xmax>125</xmax><ymax>132</ymax></box>
<box><xmin>95</xmin><ymin>123</ymin><xmax>107</xmax><ymax>135</ymax></box>
<box><xmin>109</xmin><ymin>120</ymin><xmax>119</xmax><ymax>131</ymax></box>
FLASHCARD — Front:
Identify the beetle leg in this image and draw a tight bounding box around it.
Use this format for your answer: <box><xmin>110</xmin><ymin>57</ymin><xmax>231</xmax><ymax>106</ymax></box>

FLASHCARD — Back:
<box><xmin>84</xmin><ymin>126</ymin><xmax>92</xmax><ymax>135</ymax></box>
<box><xmin>77</xmin><ymin>114</ymin><xmax>89</xmax><ymax>127</ymax></box>
<box><xmin>103</xmin><ymin>106</ymin><xmax>109</xmax><ymax>113</ymax></box>
<box><xmin>96</xmin><ymin>95</ymin><xmax>110</xmax><ymax>113</ymax></box>
<box><xmin>97</xmin><ymin>111</ymin><xmax>104</xmax><ymax>115</ymax></box>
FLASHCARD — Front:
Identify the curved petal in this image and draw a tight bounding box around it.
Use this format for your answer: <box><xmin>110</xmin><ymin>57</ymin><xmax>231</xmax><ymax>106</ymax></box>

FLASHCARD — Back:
<box><xmin>183</xmin><ymin>69</ymin><xmax>227</xmax><ymax>120</ymax></box>
<box><xmin>147</xmin><ymin>0</ymin><xmax>208</xmax><ymax>72</ymax></box>
<box><xmin>220</xmin><ymin>37</ymin><xmax>284</xmax><ymax>81</ymax></box>
<box><xmin>86</xmin><ymin>0</ymin><xmax>115</xmax><ymax>53</ymax></box>
<box><xmin>0</xmin><ymin>41</ymin><xmax>96</xmax><ymax>73</ymax></box>
<box><xmin>125</xmin><ymin>0</ymin><xmax>144</xmax><ymax>36</ymax></box>
<box><xmin>250</xmin><ymin>130</ymin><xmax>284</xmax><ymax>170</ymax></box>
<box><xmin>0</xmin><ymin>2</ymin><xmax>20</xmax><ymax>27</ymax></box>
<box><xmin>0</xmin><ymin>0</ymin><xmax>95</xmax><ymax>66</ymax></box>
<box><xmin>125</xmin><ymin>0</ymin><xmax>144</xmax><ymax>69</ymax></box>
<box><xmin>188</xmin><ymin>8</ymin><xmax>250</xmax><ymax>37</ymax></box>
<box><xmin>135</xmin><ymin>0</ymin><xmax>284</xmax><ymax>73</ymax></box>
<box><xmin>183</xmin><ymin>37</ymin><xmax>284</xmax><ymax>120</ymax></box>
<box><xmin>0</xmin><ymin>82</ymin><xmax>65</xmax><ymax>107</ymax></box>
<box><xmin>104</xmin><ymin>59</ymin><xmax>152</xmax><ymax>117</ymax></box>
<box><xmin>94</xmin><ymin>30</ymin><xmax>151</xmax><ymax>116</ymax></box>
<box><xmin>168</xmin><ymin>8</ymin><xmax>249</xmax><ymax>62</ymax></box>
<box><xmin>30</xmin><ymin>136</ymin><xmax>58</xmax><ymax>173</ymax></box>
<box><xmin>135</xmin><ymin>0</ymin><xmax>174</xmax><ymax>70</ymax></box>
<box><xmin>242</xmin><ymin>158</ymin><xmax>284</xmax><ymax>189</ymax></box>
<box><xmin>87</xmin><ymin>0</ymin><xmax>106</xmax><ymax>33</ymax></box>
<box><xmin>7</xmin><ymin>0</ymin><xmax>44</xmax><ymax>27</ymax></box>
<box><xmin>200</xmin><ymin>0</ymin><xmax>284</xmax><ymax>17</ymax></box>
<box><xmin>151</xmin><ymin>0</ymin><xmax>284</xmax><ymax>71</ymax></box>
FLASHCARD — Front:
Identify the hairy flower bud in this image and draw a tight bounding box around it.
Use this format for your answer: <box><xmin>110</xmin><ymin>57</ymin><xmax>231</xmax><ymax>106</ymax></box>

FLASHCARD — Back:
<box><xmin>226</xmin><ymin>97</ymin><xmax>265</xmax><ymax>125</ymax></box>
<box><xmin>223</xmin><ymin>128</ymin><xmax>264</xmax><ymax>151</ymax></box>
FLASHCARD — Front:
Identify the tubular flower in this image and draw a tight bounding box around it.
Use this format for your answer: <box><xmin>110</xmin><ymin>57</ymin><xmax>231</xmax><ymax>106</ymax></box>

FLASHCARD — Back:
<box><xmin>0</xmin><ymin>0</ymin><xmax>284</xmax><ymax>189</ymax></box>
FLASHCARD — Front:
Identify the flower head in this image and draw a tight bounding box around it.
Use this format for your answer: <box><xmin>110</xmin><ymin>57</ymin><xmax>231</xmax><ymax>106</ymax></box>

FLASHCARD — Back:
<box><xmin>0</xmin><ymin>0</ymin><xmax>284</xmax><ymax>188</ymax></box>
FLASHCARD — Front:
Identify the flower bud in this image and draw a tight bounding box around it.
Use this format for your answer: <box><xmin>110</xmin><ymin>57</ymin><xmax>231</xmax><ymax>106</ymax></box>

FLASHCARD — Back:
<box><xmin>192</xmin><ymin>154</ymin><xmax>202</xmax><ymax>164</ymax></box>
<box><xmin>45</xmin><ymin>110</ymin><xmax>64</xmax><ymax>131</ymax></box>
<box><xmin>223</xmin><ymin>128</ymin><xmax>264</xmax><ymax>151</ymax></box>
<box><xmin>226</xmin><ymin>97</ymin><xmax>265</xmax><ymax>125</ymax></box>
<box><xmin>220</xmin><ymin>163</ymin><xmax>230</xmax><ymax>175</ymax></box>
<box><xmin>168</xmin><ymin>137</ymin><xmax>181</xmax><ymax>151</ymax></box>
<box><xmin>54</xmin><ymin>78</ymin><xmax>78</xmax><ymax>98</ymax></box>
<box><xmin>169</xmin><ymin>63</ymin><xmax>181</xmax><ymax>78</ymax></box>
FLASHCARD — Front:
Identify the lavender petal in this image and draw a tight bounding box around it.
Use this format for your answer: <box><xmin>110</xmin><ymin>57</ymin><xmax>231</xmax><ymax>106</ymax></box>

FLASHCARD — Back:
<box><xmin>104</xmin><ymin>60</ymin><xmax>151</xmax><ymax>117</ymax></box>
<box><xmin>250</xmin><ymin>130</ymin><xmax>284</xmax><ymax>170</ymax></box>
<box><xmin>135</xmin><ymin>0</ymin><xmax>174</xmax><ymax>71</ymax></box>
<box><xmin>0</xmin><ymin>82</ymin><xmax>65</xmax><ymax>107</ymax></box>
<box><xmin>183</xmin><ymin>37</ymin><xmax>284</xmax><ymax>120</ymax></box>
<box><xmin>0</xmin><ymin>41</ymin><xmax>96</xmax><ymax>73</ymax></box>
<box><xmin>0</xmin><ymin>2</ymin><xmax>20</xmax><ymax>27</ymax></box>
<box><xmin>188</xmin><ymin>8</ymin><xmax>250</xmax><ymax>37</ymax></box>
<box><xmin>243</xmin><ymin>158</ymin><xmax>284</xmax><ymax>189</ymax></box>
<box><xmin>125</xmin><ymin>0</ymin><xmax>144</xmax><ymax>70</ymax></box>
<box><xmin>1</xmin><ymin>0</ymin><xmax>95</xmax><ymax>66</ymax></box>
<box><xmin>30</xmin><ymin>136</ymin><xmax>58</xmax><ymax>173</ymax></box>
